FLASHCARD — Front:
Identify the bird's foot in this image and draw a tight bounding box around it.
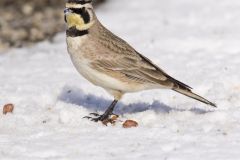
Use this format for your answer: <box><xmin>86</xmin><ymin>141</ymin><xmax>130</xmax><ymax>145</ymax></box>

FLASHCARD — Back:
<box><xmin>83</xmin><ymin>112</ymin><xmax>119</xmax><ymax>125</ymax></box>
<box><xmin>83</xmin><ymin>112</ymin><xmax>104</xmax><ymax>121</ymax></box>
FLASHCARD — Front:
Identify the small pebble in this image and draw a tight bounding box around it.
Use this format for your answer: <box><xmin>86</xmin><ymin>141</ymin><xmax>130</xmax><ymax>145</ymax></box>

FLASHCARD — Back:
<box><xmin>122</xmin><ymin>120</ymin><xmax>138</xmax><ymax>128</ymax></box>
<box><xmin>3</xmin><ymin>103</ymin><xmax>14</xmax><ymax>115</ymax></box>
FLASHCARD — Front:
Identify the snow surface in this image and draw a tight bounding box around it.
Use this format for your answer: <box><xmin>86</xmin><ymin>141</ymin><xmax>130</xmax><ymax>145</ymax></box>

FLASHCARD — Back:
<box><xmin>1</xmin><ymin>0</ymin><xmax>240</xmax><ymax>159</ymax></box>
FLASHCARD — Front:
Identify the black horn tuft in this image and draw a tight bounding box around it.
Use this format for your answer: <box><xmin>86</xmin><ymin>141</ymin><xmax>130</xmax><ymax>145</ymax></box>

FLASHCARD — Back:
<box><xmin>67</xmin><ymin>0</ymin><xmax>92</xmax><ymax>4</ymax></box>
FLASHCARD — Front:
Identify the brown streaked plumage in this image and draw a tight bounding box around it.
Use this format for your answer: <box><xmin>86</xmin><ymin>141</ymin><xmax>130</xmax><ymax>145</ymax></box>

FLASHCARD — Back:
<box><xmin>65</xmin><ymin>0</ymin><xmax>216</xmax><ymax>122</ymax></box>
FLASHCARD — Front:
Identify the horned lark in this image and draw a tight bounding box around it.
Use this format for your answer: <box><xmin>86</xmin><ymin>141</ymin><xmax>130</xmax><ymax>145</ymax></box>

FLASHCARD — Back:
<box><xmin>64</xmin><ymin>0</ymin><xmax>216</xmax><ymax>122</ymax></box>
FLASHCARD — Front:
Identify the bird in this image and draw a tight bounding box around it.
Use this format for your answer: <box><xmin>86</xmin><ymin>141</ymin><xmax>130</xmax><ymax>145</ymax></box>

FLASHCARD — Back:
<box><xmin>64</xmin><ymin>0</ymin><xmax>216</xmax><ymax>122</ymax></box>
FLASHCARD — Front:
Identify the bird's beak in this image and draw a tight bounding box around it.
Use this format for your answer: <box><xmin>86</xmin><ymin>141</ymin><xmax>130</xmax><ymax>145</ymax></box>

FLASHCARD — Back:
<box><xmin>64</xmin><ymin>8</ymin><xmax>71</xmax><ymax>23</ymax></box>
<box><xmin>64</xmin><ymin>8</ymin><xmax>72</xmax><ymax>15</ymax></box>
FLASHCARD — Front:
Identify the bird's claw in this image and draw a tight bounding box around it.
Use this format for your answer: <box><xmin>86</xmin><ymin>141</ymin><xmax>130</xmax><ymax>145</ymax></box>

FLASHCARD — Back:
<box><xmin>83</xmin><ymin>112</ymin><xmax>105</xmax><ymax>122</ymax></box>
<box><xmin>83</xmin><ymin>112</ymin><xmax>101</xmax><ymax>121</ymax></box>
<box><xmin>83</xmin><ymin>113</ymin><xmax>119</xmax><ymax>124</ymax></box>
<box><xmin>89</xmin><ymin>113</ymin><xmax>100</xmax><ymax>116</ymax></box>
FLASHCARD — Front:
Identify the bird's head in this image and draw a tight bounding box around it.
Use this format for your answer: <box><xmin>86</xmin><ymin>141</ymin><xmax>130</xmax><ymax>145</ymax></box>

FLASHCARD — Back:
<box><xmin>64</xmin><ymin>0</ymin><xmax>95</xmax><ymax>31</ymax></box>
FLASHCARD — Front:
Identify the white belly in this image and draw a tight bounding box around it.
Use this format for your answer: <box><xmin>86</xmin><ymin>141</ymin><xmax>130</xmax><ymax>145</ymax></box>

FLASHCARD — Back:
<box><xmin>67</xmin><ymin>36</ymin><xmax>127</xmax><ymax>90</ymax></box>
<box><xmin>66</xmin><ymin>36</ymin><xmax>158</xmax><ymax>93</ymax></box>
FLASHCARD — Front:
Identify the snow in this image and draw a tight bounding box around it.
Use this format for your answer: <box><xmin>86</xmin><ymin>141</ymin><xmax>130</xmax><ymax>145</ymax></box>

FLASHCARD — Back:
<box><xmin>1</xmin><ymin>0</ymin><xmax>240</xmax><ymax>159</ymax></box>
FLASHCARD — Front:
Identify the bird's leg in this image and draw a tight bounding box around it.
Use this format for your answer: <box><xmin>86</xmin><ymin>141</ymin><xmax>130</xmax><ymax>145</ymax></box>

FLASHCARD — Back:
<box><xmin>84</xmin><ymin>100</ymin><xmax>118</xmax><ymax>122</ymax></box>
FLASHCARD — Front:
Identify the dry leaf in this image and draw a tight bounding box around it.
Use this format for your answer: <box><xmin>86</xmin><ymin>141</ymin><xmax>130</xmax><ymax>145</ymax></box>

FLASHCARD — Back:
<box><xmin>102</xmin><ymin>115</ymin><xmax>119</xmax><ymax>126</ymax></box>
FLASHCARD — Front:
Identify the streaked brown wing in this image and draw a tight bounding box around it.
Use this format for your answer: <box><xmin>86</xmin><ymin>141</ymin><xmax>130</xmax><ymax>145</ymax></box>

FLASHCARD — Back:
<box><xmin>90</xmin><ymin>51</ymin><xmax>176</xmax><ymax>87</ymax></box>
<box><xmin>93</xmin><ymin>25</ymin><xmax>192</xmax><ymax>89</ymax></box>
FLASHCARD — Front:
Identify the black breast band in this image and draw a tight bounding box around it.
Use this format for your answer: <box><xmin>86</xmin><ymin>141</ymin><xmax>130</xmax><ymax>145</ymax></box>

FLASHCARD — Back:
<box><xmin>66</xmin><ymin>27</ymin><xmax>89</xmax><ymax>37</ymax></box>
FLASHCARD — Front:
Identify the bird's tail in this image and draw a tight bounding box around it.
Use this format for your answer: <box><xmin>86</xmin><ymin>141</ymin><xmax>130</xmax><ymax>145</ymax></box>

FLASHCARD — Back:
<box><xmin>172</xmin><ymin>86</ymin><xmax>217</xmax><ymax>107</ymax></box>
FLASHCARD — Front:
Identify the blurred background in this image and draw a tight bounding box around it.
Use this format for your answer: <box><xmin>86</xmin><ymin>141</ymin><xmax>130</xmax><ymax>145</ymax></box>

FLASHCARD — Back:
<box><xmin>0</xmin><ymin>0</ymin><xmax>106</xmax><ymax>52</ymax></box>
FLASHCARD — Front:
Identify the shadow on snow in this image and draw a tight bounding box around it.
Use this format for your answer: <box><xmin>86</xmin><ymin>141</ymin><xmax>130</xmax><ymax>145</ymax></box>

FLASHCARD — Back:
<box><xmin>58</xmin><ymin>85</ymin><xmax>211</xmax><ymax>115</ymax></box>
